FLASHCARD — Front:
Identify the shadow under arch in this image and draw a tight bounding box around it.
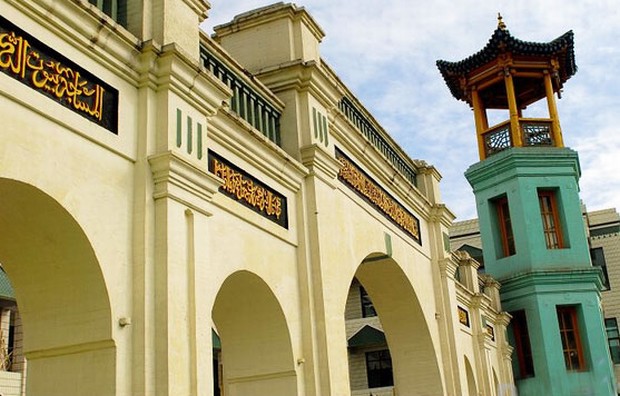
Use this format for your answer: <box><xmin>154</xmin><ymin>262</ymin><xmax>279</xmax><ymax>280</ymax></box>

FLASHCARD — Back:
<box><xmin>492</xmin><ymin>368</ymin><xmax>499</xmax><ymax>396</ymax></box>
<box><xmin>0</xmin><ymin>179</ymin><xmax>114</xmax><ymax>396</ymax></box>
<box><xmin>464</xmin><ymin>356</ymin><xmax>479</xmax><ymax>396</ymax></box>
<box><xmin>212</xmin><ymin>270</ymin><xmax>297</xmax><ymax>396</ymax></box>
<box><xmin>353</xmin><ymin>254</ymin><xmax>444</xmax><ymax>395</ymax></box>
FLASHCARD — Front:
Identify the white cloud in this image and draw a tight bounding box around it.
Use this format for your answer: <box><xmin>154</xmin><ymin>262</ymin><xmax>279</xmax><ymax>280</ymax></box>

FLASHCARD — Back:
<box><xmin>205</xmin><ymin>0</ymin><xmax>620</xmax><ymax>219</ymax></box>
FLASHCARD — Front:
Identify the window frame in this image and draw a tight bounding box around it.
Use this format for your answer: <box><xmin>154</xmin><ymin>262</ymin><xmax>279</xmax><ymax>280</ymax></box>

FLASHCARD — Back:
<box><xmin>365</xmin><ymin>349</ymin><xmax>394</xmax><ymax>389</ymax></box>
<box><xmin>556</xmin><ymin>305</ymin><xmax>586</xmax><ymax>371</ymax></box>
<box><xmin>591</xmin><ymin>247</ymin><xmax>610</xmax><ymax>290</ymax></box>
<box><xmin>88</xmin><ymin>0</ymin><xmax>127</xmax><ymax>27</ymax></box>
<box><xmin>605</xmin><ymin>318</ymin><xmax>620</xmax><ymax>364</ymax></box>
<box><xmin>494</xmin><ymin>196</ymin><xmax>516</xmax><ymax>257</ymax></box>
<box><xmin>538</xmin><ymin>190</ymin><xmax>565</xmax><ymax>249</ymax></box>
<box><xmin>360</xmin><ymin>286</ymin><xmax>377</xmax><ymax>318</ymax></box>
<box><xmin>511</xmin><ymin>310</ymin><xmax>535</xmax><ymax>378</ymax></box>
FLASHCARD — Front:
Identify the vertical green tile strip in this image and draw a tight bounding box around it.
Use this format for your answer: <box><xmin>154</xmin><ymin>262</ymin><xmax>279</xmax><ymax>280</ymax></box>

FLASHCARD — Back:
<box><xmin>322</xmin><ymin>114</ymin><xmax>328</xmax><ymax>146</ymax></box>
<box><xmin>176</xmin><ymin>108</ymin><xmax>182</xmax><ymax>148</ymax></box>
<box><xmin>384</xmin><ymin>232</ymin><xmax>393</xmax><ymax>257</ymax></box>
<box><xmin>443</xmin><ymin>232</ymin><xmax>450</xmax><ymax>252</ymax></box>
<box><xmin>197</xmin><ymin>123</ymin><xmax>203</xmax><ymax>159</ymax></box>
<box><xmin>187</xmin><ymin>115</ymin><xmax>193</xmax><ymax>154</ymax></box>
<box><xmin>313</xmin><ymin>107</ymin><xmax>318</xmax><ymax>139</ymax></box>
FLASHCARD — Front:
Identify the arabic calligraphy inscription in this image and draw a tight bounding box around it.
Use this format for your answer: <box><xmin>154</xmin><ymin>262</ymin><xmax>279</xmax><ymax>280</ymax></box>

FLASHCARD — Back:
<box><xmin>0</xmin><ymin>16</ymin><xmax>118</xmax><ymax>133</ymax></box>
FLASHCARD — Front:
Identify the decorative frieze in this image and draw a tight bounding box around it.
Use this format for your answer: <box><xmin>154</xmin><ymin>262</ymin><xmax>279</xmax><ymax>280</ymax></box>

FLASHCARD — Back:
<box><xmin>208</xmin><ymin>151</ymin><xmax>288</xmax><ymax>228</ymax></box>
<box><xmin>336</xmin><ymin>148</ymin><xmax>421</xmax><ymax>244</ymax></box>
<box><xmin>0</xmin><ymin>15</ymin><xmax>118</xmax><ymax>133</ymax></box>
<box><xmin>458</xmin><ymin>306</ymin><xmax>470</xmax><ymax>327</ymax></box>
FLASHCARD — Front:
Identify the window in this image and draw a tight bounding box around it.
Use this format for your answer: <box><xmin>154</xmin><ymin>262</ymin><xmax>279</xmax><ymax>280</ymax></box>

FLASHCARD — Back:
<box><xmin>494</xmin><ymin>196</ymin><xmax>516</xmax><ymax>257</ymax></box>
<box><xmin>605</xmin><ymin>318</ymin><xmax>620</xmax><ymax>364</ymax></box>
<box><xmin>538</xmin><ymin>190</ymin><xmax>564</xmax><ymax>249</ymax></box>
<box><xmin>89</xmin><ymin>0</ymin><xmax>127</xmax><ymax>27</ymax></box>
<box><xmin>511</xmin><ymin>310</ymin><xmax>535</xmax><ymax>378</ymax></box>
<box><xmin>360</xmin><ymin>286</ymin><xmax>377</xmax><ymax>318</ymax></box>
<box><xmin>591</xmin><ymin>247</ymin><xmax>610</xmax><ymax>290</ymax></box>
<box><xmin>365</xmin><ymin>349</ymin><xmax>393</xmax><ymax>388</ymax></box>
<box><xmin>557</xmin><ymin>306</ymin><xmax>585</xmax><ymax>371</ymax></box>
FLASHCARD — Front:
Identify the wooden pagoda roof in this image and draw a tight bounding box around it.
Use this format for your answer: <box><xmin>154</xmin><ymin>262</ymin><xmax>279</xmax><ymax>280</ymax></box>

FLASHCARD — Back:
<box><xmin>437</xmin><ymin>27</ymin><xmax>577</xmax><ymax>103</ymax></box>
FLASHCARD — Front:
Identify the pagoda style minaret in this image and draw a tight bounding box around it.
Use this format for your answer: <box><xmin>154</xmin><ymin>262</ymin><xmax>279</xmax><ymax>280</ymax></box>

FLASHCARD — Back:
<box><xmin>438</xmin><ymin>15</ymin><xmax>616</xmax><ymax>395</ymax></box>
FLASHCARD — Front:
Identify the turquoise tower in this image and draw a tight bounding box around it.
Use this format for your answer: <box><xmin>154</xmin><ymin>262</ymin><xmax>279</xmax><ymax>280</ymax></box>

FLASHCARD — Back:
<box><xmin>437</xmin><ymin>16</ymin><xmax>616</xmax><ymax>395</ymax></box>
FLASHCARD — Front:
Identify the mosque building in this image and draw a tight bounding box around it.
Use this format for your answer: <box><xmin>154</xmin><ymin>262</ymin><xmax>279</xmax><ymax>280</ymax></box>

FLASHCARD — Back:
<box><xmin>0</xmin><ymin>1</ymin><xmax>545</xmax><ymax>395</ymax></box>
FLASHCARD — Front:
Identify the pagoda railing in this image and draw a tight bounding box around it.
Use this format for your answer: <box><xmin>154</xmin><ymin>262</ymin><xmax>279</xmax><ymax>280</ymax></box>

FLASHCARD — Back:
<box><xmin>482</xmin><ymin>118</ymin><xmax>554</xmax><ymax>157</ymax></box>
<box><xmin>200</xmin><ymin>47</ymin><xmax>281</xmax><ymax>146</ymax></box>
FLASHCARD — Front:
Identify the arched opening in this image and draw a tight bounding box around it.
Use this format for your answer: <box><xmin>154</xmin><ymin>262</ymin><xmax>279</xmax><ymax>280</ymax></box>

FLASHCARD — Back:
<box><xmin>345</xmin><ymin>254</ymin><xmax>444</xmax><ymax>395</ymax></box>
<box><xmin>0</xmin><ymin>265</ymin><xmax>25</xmax><ymax>396</ymax></box>
<box><xmin>345</xmin><ymin>277</ymin><xmax>393</xmax><ymax>395</ymax></box>
<box><xmin>492</xmin><ymin>368</ymin><xmax>499</xmax><ymax>396</ymax></box>
<box><xmin>212</xmin><ymin>270</ymin><xmax>296</xmax><ymax>396</ymax></box>
<box><xmin>465</xmin><ymin>357</ymin><xmax>479</xmax><ymax>396</ymax></box>
<box><xmin>0</xmin><ymin>179</ymin><xmax>114</xmax><ymax>396</ymax></box>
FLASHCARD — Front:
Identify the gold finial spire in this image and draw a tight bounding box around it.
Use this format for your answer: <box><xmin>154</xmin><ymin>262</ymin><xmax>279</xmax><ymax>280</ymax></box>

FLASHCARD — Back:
<box><xmin>497</xmin><ymin>13</ymin><xmax>507</xmax><ymax>30</ymax></box>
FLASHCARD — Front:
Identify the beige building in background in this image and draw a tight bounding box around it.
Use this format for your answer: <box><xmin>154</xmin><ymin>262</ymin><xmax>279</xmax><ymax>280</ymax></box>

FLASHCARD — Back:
<box><xmin>0</xmin><ymin>1</ymin><xmax>514</xmax><ymax>395</ymax></box>
<box><xmin>588</xmin><ymin>209</ymin><xmax>620</xmax><ymax>387</ymax></box>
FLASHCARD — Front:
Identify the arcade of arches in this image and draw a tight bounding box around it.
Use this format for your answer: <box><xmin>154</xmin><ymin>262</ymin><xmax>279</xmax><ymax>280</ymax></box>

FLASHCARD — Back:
<box><xmin>0</xmin><ymin>1</ymin><xmax>514</xmax><ymax>395</ymax></box>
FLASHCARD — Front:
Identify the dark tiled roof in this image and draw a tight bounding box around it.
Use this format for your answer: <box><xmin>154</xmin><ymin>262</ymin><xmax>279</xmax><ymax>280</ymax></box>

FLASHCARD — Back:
<box><xmin>436</xmin><ymin>28</ymin><xmax>576</xmax><ymax>102</ymax></box>
<box><xmin>0</xmin><ymin>267</ymin><xmax>15</xmax><ymax>301</ymax></box>
<box><xmin>348</xmin><ymin>325</ymin><xmax>386</xmax><ymax>348</ymax></box>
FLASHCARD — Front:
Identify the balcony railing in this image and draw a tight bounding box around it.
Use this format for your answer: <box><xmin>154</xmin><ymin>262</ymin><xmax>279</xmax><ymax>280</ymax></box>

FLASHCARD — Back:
<box><xmin>200</xmin><ymin>47</ymin><xmax>281</xmax><ymax>146</ymax></box>
<box><xmin>482</xmin><ymin>119</ymin><xmax>554</xmax><ymax>157</ymax></box>
<box><xmin>338</xmin><ymin>97</ymin><xmax>417</xmax><ymax>187</ymax></box>
<box><xmin>522</xmin><ymin>119</ymin><xmax>553</xmax><ymax>147</ymax></box>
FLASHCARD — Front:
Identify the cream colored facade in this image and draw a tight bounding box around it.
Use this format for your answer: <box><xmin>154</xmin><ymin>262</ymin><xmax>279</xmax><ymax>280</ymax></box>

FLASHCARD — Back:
<box><xmin>0</xmin><ymin>1</ymin><xmax>513</xmax><ymax>395</ymax></box>
<box><xmin>344</xmin><ymin>256</ymin><xmax>513</xmax><ymax>396</ymax></box>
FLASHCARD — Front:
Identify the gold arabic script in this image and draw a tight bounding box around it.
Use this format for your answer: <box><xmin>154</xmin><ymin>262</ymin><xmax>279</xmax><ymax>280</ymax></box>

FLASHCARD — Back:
<box><xmin>338</xmin><ymin>154</ymin><xmax>420</xmax><ymax>240</ymax></box>
<box><xmin>212</xmin><ymin>158</ymin><xmax>283</xmax><ymax>220</ymax></box>
<box><xmin>458</xmin><ymin>307</ymin><xmax>469</xmax><ymax>327</ymax></box>
<box><xmin>0</xmin><ymin>31</ymin><xmax>104</xmax><ymax>120</ymax></box>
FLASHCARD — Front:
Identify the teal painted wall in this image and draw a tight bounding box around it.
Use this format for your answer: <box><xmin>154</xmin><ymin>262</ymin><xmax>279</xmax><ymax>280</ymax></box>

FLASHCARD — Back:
<box><xmin>501</xmin><ymin>271</ymin><xmax>614</xmax><ymax>395</ymax></box>
<box><xmin>465</xmin><ymin>147</ymin><xmax>590</xmax><ymax>280</ymax></box>
<box><xmin>465</xmin><ymin>146</ymin><xmax>616</xmax><ymax>395</ymax></box>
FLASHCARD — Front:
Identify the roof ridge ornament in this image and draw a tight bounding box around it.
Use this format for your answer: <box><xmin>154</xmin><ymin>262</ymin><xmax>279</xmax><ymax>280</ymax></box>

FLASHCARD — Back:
<box><xmin>497</xmin><ymin>13</ymin><xmax>507</xmax><ymax>31</ymax></box>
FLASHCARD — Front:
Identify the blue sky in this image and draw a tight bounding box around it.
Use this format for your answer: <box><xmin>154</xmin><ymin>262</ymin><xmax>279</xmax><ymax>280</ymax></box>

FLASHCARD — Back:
<box><xmin>202</xmin><ymin>1</ymin><xmax>620</xmax><ymax>220</ymax></box>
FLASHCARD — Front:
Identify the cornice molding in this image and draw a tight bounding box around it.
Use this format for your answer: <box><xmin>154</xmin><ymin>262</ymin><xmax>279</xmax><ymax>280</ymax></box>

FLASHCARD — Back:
<box><xmin>213</xmin><ymin>3</ymin><xmax>325</xmax><ymax>43</ymax></box>
<box><xmin>499</xmin><ymin>267</ymin><xmax>604</xmax><ymax>295</ymax></box>
<box><xmin>429</xmin><ymin>204</ymin><xmax>456</xmax><ymax>227</ymax></box>
<box><xmin>208</xmin><ymin>112</ymin><xmax>307</xmax><ymax>193</ymax></box>
<box><xmin>149</xmin><ymin>151</ymin><xmax>222</xmax><ymax>216</ymax></box>
<box><xmin>181</xmin><ymin>0</ymin><xmax>210</xmax><ymax>19</ymax></box>
<box><xmin>254</xmin><ymin>59</ymin><xmax>341</xmax><ymax>110</ymax></box>
<box><xmin>439</xmin><ymin>256</ymin><xmax>459</xmax><ymax>280</ymax></box>
<box><xmin>300</xmin><ymin>144</ymin><xmax>341</xmax><ymax>189</ymax></box>
<box><xmin>465</xmin><ymin>147</ymin><xmax>581</xmax><ymax>191</ymax></box>
<box><xmin>142</xmin><ymin>43</ymin><xmax>230</xmax><ymax>117</ymax></box>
